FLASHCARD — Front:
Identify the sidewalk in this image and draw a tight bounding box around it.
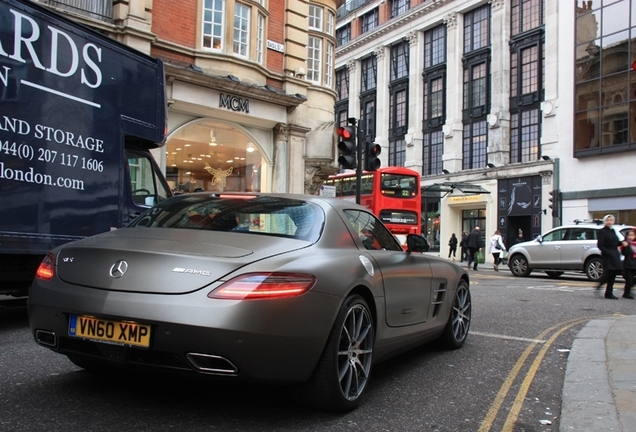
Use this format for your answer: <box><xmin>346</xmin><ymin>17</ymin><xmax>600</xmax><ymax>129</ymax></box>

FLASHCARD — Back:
<box><xmin>560</xmin><ymin>316</ymin><xmax>636</xmax><ymax>432</ymax></box>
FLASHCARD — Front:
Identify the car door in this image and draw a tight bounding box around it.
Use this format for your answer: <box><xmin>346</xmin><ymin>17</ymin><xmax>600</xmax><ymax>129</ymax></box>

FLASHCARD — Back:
<box><xmin>528</xmin><ymin>228</ymin><xmax>568</xmax><ymax>268</ymax></box>
<box><xmin>343</xmin><ymin>210</ymin><xmax>433</xmax><ymax>327</ymax></box>
<box><xmin>560</xmin><ymin>227</ymin><xmax>596</xmax><ymax>270</ymax></box>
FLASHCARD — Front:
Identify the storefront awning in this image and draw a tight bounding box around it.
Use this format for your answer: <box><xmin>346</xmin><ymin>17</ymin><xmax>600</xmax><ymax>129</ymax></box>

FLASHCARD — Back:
<box><xmin>422</xmin><ymin>182</ymin><xmax>491</xmax><ymax>197</ymax></box>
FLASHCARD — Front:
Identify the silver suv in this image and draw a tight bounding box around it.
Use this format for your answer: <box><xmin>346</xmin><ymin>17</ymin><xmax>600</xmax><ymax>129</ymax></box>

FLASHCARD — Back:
<box><xmin>507</xmin><ymin>220</ymin><xmax>635</xmax><ymax>282</ymax></box>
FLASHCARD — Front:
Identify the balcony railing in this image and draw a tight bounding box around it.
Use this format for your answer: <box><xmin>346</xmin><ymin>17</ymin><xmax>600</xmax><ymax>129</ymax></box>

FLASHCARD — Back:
<box><xmin>42</xmin><ymin>0</ymin><xmax>114</xmax><ymax>23</ymax></box>
<box><xmin>336</xmin><ymin>0</ymin><xmax>374</xmax><ymax>19</ymax></box>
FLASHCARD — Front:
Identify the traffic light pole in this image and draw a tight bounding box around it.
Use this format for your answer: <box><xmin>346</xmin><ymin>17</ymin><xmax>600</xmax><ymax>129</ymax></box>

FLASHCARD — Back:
<box><xmin>351</xmin><ymin>118</ymin><xmax>362</xmax><ymax>205</ymax></box>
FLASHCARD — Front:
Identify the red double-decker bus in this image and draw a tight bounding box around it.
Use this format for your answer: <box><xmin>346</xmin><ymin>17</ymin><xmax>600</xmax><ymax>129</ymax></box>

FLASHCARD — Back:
<box><xmin>323</xmin><ymin>167</ymin><xmax>421</xmax><ymax>245</ymax></box>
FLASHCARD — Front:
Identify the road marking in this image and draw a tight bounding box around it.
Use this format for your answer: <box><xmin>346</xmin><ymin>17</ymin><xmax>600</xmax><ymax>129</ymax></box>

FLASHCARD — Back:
<box><xmin>501</xmin><ymin>319</ymin><xmax>588</xmax><ymax>431</ymax></box>
<box><xmin>471</xmin><ymin>331</ymin><xmax>546</xmax><ymax>344</ymax></box>
<box><xmin>478</xmin><ymin>317</ymin><xmax>592</xmax><ymax>432</ymax></box>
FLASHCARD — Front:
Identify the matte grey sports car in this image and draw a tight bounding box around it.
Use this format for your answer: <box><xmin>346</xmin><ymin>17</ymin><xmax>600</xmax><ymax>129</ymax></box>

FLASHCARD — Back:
<box><xmin>29</xmin><ymin>194</ymin><xmax>471</xmax><ymax>411</ymax></box>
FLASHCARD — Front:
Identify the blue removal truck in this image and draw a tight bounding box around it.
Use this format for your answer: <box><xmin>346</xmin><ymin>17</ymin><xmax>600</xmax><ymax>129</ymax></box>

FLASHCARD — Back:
<box><xmin>0</xmin><ymin>0</ymin><xmax>172</xmax><ymax>296</ymax></box>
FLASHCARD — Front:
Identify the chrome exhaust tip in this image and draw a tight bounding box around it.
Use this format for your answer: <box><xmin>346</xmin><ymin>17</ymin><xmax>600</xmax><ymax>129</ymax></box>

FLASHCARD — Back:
<box><xmin>35</xmin><ymin>330</ymin><xmax>57</xmax><ymax>347</ymax></box>
<box><xmin>186</xmin><ymin>353</ymin><xmax>238</xmax><ymax>375</ymax></box>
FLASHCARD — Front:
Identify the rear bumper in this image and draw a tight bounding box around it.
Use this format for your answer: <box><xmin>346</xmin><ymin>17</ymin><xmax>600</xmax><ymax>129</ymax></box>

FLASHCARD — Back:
<box><xmin>28</xmin><ymin>279</ymin><xmax>341</xmax><ymax>383</ymax></box>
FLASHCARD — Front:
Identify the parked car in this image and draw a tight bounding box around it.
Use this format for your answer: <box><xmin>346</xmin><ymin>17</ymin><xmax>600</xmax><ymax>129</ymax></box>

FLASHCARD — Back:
<box><xmin>28</xmin><ymin>193</ymin><xmax>471</xmax><ymax>412</ymax></box>
<box><xmin>507</xmin><ymin>220</ymin><xmax>635</xmax><ymax>281</ymax></box>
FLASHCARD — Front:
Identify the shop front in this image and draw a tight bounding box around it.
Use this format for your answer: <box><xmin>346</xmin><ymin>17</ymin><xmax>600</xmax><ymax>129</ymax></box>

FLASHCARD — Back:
<box><xmin>496</xmin><ymin>176</ymin><xmax>543</xmax><ymax>245</ymax></box>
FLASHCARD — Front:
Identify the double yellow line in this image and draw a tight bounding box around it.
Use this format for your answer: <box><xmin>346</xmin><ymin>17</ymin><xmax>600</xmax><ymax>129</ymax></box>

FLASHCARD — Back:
<box><xmin>478</xmin><ymin>317</ymin><xmax>592</xmax><ymax>432</ymax></box>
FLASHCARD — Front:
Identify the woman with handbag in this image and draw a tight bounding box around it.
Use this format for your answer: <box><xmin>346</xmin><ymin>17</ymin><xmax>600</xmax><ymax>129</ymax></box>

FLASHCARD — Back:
<box><xmin>489</xmin><ymin>230</ymin><xmax>506</xmax><ymax>271</ymax></box>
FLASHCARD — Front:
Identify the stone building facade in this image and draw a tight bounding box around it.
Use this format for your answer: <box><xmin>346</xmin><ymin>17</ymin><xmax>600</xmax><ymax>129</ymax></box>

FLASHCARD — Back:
<box><xmin>336</xmin><ymin>0</ymin><xmax>636</xmax><ymax>255</ymax></box>
<box><xmin>37</xmin><ymin>0</ymin><xmax>340</xmax><ymax>194</ymax></box>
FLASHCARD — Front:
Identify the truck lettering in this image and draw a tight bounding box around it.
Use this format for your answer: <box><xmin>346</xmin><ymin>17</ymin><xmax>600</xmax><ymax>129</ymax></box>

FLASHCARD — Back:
<box><xmin>0</xmin><ymin>116</ymin><xmax>30</xmax><ymax>135</ymax></box>
<box><xmin>0</xmin><ymin>66</ymin><xmax>9</xmax><ymax>86</ymax></box>
<box><xmin>34</xmin><ymin>124</ymin><xmax>104</xmax><ymax>153</ymax></box>
<box><xmin>0</xmin><ymin>8</ymin><xmax>103</xmax><ymax>88</ymax></box>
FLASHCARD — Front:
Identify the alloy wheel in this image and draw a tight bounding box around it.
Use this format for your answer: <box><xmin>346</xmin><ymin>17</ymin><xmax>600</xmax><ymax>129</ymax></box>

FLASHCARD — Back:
<box><xmin>450</xmin><ymin>284</ymin><xmax>471</xmax><ymax>343</ymax></box>
<box><xmin>337</xmin><ymin>303</ymin><xmax>374</xmax><ymax>401</ymax></box>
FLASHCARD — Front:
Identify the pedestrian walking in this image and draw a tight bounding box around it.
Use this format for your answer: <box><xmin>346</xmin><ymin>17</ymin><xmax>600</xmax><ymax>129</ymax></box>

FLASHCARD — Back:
<box><xmin>460</xmin><ymin>232</ymin><xmax>468</xmax><ymax>262</ymax></box>
<box><xmin>466</xmin><ymin>226</ymin><xmax>484</xmax><ymax>271</ymax></box>
<box><xmin>448</xmin><ymin>233</ymin><xmax>458</xmax><ymax>260</ymax></box>
<box><xmin>596</xmin><ymin>214</ymin><xmax>626</xmax><ymax>299</ymax></box>
<box><xmin>489</xmin><ymin>230</ymin><xmax>506</xmax><ymax>271</ymax></box>
<box><xmin>621</xmin><ymin>229</ymin><xmax>636</xmax><ymax>299</ymax></box>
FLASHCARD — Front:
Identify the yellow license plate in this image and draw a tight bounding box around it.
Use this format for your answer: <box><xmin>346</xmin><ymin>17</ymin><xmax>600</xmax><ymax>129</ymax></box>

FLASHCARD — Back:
<box><xmin>69</xmin><ymin>315</ymin><xmax>151</xmax><ymax>348</ymax></box>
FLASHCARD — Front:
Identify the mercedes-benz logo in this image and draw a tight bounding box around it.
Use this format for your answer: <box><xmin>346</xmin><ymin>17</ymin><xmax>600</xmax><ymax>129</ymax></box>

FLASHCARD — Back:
<box><xmin>109</xmin><ymin>260</ymin><xmax>129</xmax><ymax>279</ymax></box>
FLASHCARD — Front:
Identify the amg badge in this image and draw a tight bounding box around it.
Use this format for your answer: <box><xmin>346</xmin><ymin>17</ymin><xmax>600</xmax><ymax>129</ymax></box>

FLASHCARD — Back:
<box><xmin>173</xmin><ymin>268</ymin><xmax>211</xmax><ymax>276</ymax></box>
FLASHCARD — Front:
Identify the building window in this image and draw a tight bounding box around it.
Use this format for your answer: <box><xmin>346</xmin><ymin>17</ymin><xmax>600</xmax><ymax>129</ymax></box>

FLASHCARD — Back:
<box><xmin>390</xmin><ymin>41</ymin><xmax>409</xmax><ymax>81</ymax></box>
<box><xmin>463</xmin><ymin>60</ymin><xmax>489</xmax><ymax>117</ymax></box>
<box><xmin>256</xmin><ymin>13</ymin><xmax>265</xmax><ymax>64</ymax></box>
<box><xmin>511</xmin><ymin>0</ymin><xmax>543</xmax><ymax>36</ymax></box>
<box><xmin>308</xmin><ymin>5</ymin><xmax>323</xmax><ymax>31</ymax></box>
<box><xmin>423</xmin><ymin>131</ymin><xmax>444</xmax><ymax>176</ymax></box>
<box><xmin>336</xmin><ymin>24</ymin><xmax>351</xmax><ymax>46</ymax></box>
<box><xmin>360</xmin><ymin>56</ymin><xmax>377</xmax><ymax>142</ymax></box>
<box><xmin>335</xmin><ymin>68</ymin><xmax>349</xmax><ymax>127</ymax></box>
<box><xmin>360</xmin><ymin>99</ymin><xmax>376</xmax><ymax>141</ymax></box>
<box><xmin>389</xmin><ymin>88</ymin><xmax>408</xmax><ymax>144</ymax></box>
<box><xmin>307</xmin><ymin>36</ymin><xmax>322</xmax><ymax>82</ymax></box>
<box><xmin>361</xmin><ymin>56</ymin><xmax>377</xmax><ymax>92</ymax></box>
<box><xmin>390</xmin><ymin>0</ymin><xmax>410</xmax><ymax>19</ymax></box>
<box><xmin>326</xmin><ymin>43</ymin><xmax>334</xmax><ymax>87</ymax></box>
<box><xmin>510</xmin><ymin>1</ymin><xmax>544</xmax><ymax>162</ymax></box>
<box><xmin>510</xmin><ymin>109</ymin><xmax>541</xmax><ymax>163</ymax></box>
<box><xmin>463</xmin><ymin>121</ymin><xmax>487</xmax><ymax>170</ymax></box>
<box><xmin>389</xmin><ymin>139</ymin><xmax>406</xmax><ymax>167</ymax></box>
<box><xmin>361</xmin><ymin>8</ymin><xmax>379</xmax><ymax>34</ymax></box>
<box><xmin>233</xmin><ymin>3</ymin><xmax>250</xmax><ymax>56</ymax></box>
<box><xmin>464</xmin><ymin>4</ymin><xmax>490</xmax><ymax>53</ymax></box>
<box><xmin>327</xmin><ymin>11</ymin><xmax>335</xmax><ymax>35</ymax></box>
<box><xmin>575</xmin><ymin>0</ymin><xmax>636</xmax><ymax>155</ymax></box>
<box><xmin>424</xmin><ymin>75</ymin><xmax>445</xmax><ymax>128</ymax></box>
<box><xmin>424</xmin><ymin>25</ymin><xmax>446</xmax><ymax>69</ymax></box>
<box><xmin>336</xmin><ymin>68</ymin><xmax>349</xmax><ymax>100</ymax></box>
<box><xmin>423</xmin><ymin>25</ymin><xmax>446</xmax><ymax>176</ymax></box>
<box><xmin>202</xmin><ymin>0</ymin><xmax>224</xmax><ymax>50</ymax></box>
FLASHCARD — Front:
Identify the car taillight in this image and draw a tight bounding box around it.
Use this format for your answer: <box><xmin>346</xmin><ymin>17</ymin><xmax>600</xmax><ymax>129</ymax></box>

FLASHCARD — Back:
<box><xmin>35</xmin><ymin>253</ymin><xmax>55</xmax><ymax>281</ymax></box>
<box><xmin>208</xmin><ymin>273</ymin><xmax>316</xmax><ymax>300</ymax></box>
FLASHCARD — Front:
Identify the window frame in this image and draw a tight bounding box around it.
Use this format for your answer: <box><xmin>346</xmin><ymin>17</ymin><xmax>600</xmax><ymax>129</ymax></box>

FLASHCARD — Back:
<box><xmin>255</xmin><ymin>12</ymin><xmax>265</xmax><ymax>64</ymax></box>
<box><xmin>511</xmin><ymin>0</ymin><xmax>544</xmax><ymax>37</ymax></box>
<box><xmin>361</xmin><ymin>8</ymin><xmax>379</xmax><ymax>34</ymax></box>
<box><xmin>233</xmin><ymin>2</ymin><xmax>250</xmax><ymax>57</ymax></box>
<box><xmin>336</xmin><ymin>24</ymin><xmax>351</xmax><ymax>47</ymax></box>
<box><xmin>307</xmin><ymin>36</ymin><xmax>323</xmax><ymax>83</ymax></box>
<box><xmin>422</xmin><ymin>130</ymin><xmax>444</xmax><ymax>177</ymax></box>
<box><xmin>325</xmin><ymin>42</ymin><xmax>334</xmax><ymax>88</ymax></box>
<box><xmin>390</xmin><ymin>0</ymin><xmax>410</xmax><ymax>19</ymax></box>
<box><xmin>464</xmin><ymin>4</ymin><xmax>491</xmax><ymax>54</ymax></box>
<box><xmin>201</xmin><ymin>0</ymin><xmax>225</xmax><ymax>51</ymax></box>
<box><xmin>462</xmin><ymin>120</ymin><xmax>488</xmax><ymax>170</ymax></box>
<box><xmin>308</xmin><ymin>5</ymin><xmax>323</xmax><ymax>31</ymax></box>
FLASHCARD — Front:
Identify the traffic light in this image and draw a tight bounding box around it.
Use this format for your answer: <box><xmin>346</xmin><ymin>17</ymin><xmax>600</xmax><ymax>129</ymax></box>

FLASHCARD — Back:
<box><xmin>548</xmin><ymin>189</ymin><xmax>560</xmax><ymax>218</ymax></box>
<box><xmin>337</xmin><ymin>125</ymin><xmax>357</xmax><ymax>169</ymax></box>
<box><xmin>365</xmin><ymin>142</ymin><xmax>381</xmax><ymax>171</ymax></box>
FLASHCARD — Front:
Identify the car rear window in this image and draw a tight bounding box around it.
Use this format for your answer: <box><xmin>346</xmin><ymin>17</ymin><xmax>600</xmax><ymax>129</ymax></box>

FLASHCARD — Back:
<box><xmin>129</xmin><ymin>195</ymin><xmax>324</xmax><ymax>242</ymax></box>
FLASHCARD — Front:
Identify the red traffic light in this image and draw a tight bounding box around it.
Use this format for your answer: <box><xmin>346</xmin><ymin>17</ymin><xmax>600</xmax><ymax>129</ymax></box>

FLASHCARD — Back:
<box><xmin>368</xmin><ymin>143</ymin><xmax>381</xmax><ymax>157</ymax></box>
<box><xmin>337</xmin><ymin>126</ymin><xmax>352</xmax><ymax>139</ymax></box>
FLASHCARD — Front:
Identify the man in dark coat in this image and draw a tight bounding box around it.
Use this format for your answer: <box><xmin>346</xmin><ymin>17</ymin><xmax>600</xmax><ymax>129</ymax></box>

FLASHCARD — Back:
<box><xmin>466</xmin><ymin>226</ymin><xmax>484</xmax><ymax>270</ymax></box>
<box><xmin>459</xmin><ymin>232</ymin><xmax>468</xmax><ymax>262</ymax></box>
<box><xmin>597</xmin><ymin>215</ymin><xmax>626</xmax><ymax>299</ymax></box>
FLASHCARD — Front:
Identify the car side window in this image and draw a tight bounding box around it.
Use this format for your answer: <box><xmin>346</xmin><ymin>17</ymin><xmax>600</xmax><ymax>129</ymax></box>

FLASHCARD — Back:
<box><xmin>542</xmin><ymin>228</ymin><xmax>567</xmax><ymax>242</ymax></box>
<box><xmin>568</xmin><ymin>228</ymin><xmax>596</xmax><ymax>241</ymax></box>
<box><xmin>343</xmin><ymin>210</ymin><xmax>402</xmax><ymax>251</ymax></box>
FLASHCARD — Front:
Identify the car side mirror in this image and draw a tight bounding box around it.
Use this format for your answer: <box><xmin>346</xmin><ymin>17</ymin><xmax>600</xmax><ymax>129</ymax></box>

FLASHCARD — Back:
<box><xmin>407</xmin><ymin>234</ymin><xmax>430</xmax><ymax>253</ymax></box>
<box><xmin>537</xmin><ymin>235</ymin><xmax>543</xmax><ymax>243</ymax></box>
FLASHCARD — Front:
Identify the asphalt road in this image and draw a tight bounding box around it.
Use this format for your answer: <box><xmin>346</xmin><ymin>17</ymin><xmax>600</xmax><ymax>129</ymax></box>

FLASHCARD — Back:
<box><xmin>1</xmin><ymin>270</ymin><xmax>635</xmax><ymax>432</ymax></box>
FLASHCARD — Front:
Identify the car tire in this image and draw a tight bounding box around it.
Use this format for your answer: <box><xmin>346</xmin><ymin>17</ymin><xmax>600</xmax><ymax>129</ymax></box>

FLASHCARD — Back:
<box><xmin>585</xmin><ymin>256</ymin><xmax>604</xmax><ymax>282</ymax></box>
<box><xmin>291</xmin><ymin>294</ymin><xmax>374</xmax><ymax>412</ymax></box>
<box><xmin>440</xmin><ymin>280</ymin><xmax>471</xmax><ymax>350</ymax></box>
<box><xmin>545</xmin><ymin>271</ymin><xmax>564</xmax><ymax>279</ymax></box>
<box><xmin>509</xmin><ymin>254</ymin><xmax>532</xmax><ymax>277</ymax></box>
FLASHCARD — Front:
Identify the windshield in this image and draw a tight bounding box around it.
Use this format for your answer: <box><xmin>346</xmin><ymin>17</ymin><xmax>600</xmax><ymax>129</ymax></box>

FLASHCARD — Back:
<box><xmin>380</xmin><ymin>173</ymin><xmax>418</xmax><ymax>198</ymax></box>
<box><xmin>129</xmin><ymin>195</ymin><xmax>324</xmax><ymax>242</ymax></box>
